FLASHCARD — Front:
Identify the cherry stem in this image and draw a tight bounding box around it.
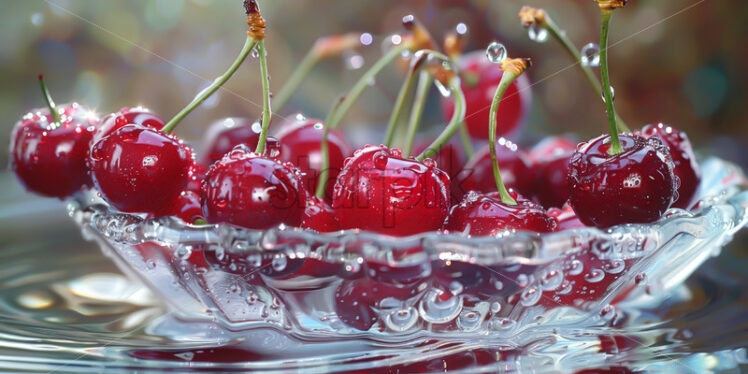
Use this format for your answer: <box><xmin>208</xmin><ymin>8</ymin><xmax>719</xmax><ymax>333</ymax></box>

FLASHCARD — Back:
<box><xmin>403</xmin><ymin>71</ymin><xmax>431</xmax><ymax>156</ymax></box>
<box><xmin>599</xmin><ymin>9</ymin><xmax>622</xmax><ymax>156</ymax></box>
<box><xmin>326</xmin><ymin>44</ymin><xmax>409</xmax><ymax>132</ymax></box>
<box><xmin>254</xmin><ymin>41</ymin><xmax>273</xmax><ymax>154</ymax></box>
<box><xmin>415</xmin><ymin>78</ymin><xmax>465</xmax><ymax>162</ymax></box>
<box><xmin>488</xmin><ymin>71</ymin><xmax>518</xmax><ymax>206</ymax></box>
<box><xmin>273</xmin><ymin>47</ymin><xmax>319</xmax><ymax>114</ymax></box>
<box><xmin>162</xmin><ymin>36</ymin><xmax>258</xmax><ymax>134</ymax></box>
<box><xmin>384</xmin><ymin>65</ymin><xmax>419</xmax><ymax>147</ymax></box>
<box><xmin>38</xmin><ymin>75</ymin><xmax>61</xmax><ymax>125</ymax></box>
<box><xmin>315</xmin><ymin>97</ymin><xmax>346</xmax><ymax>199</ymax></box>
<box><xmin>458</xmin><ymin>121</ymin><xmax>474</xmax><ymax>159</ymax></box>
<box><xmin>542</xmin><ymin>13</ymin><xmax>629</xmax><ymax>132</ymax></box>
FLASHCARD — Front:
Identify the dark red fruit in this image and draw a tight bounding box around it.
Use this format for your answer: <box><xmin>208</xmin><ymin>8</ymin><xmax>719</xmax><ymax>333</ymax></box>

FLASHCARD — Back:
<box><xmin>168</xmin><ymin>163</ymin><xmax>206</xmax><ymax>223</ymax></box>
<box><xmin>199</xmin><ymin>117</ymin><xmax>280</xmax><ymax>166</ymax></box>
<box><xmin>639</xmin><ymin>123</ymin><xmax>700</xmax><ymax>209</ymax></box>
<box><xmin>201</xmin><ymin>145</ymin><xmax>307</xmax><ymax>229</ymax></box>
<box><xmin>301</xmin><ymin>196</ymin><xmax>340</xmax><ymax>232</ymax></box>
<box><xmin>95</xmin><ymin>106</ymin><xmax>165</xmax><ymax>143</ymax></box>
<box><xmin>528</xmin><ymin>135</ymin><xmax>577</xmax><ymax>163</ymax></box>
<box><xmin>413</xmin><ymin>140</ymin><xmax>465</xmax><ymax>180</ymax></box>
<box><xmin>454</xmin><ymin>139</ymin><xmax>533</xmax><ymax>199</ymax></box>
<box><xmin>334</xmin><ymin>278</ymin><xmax>414</xmax><ymax>331</ymax></box>
<box><xmin>567</xmin><ymin>134</ymin><xmax>677</xmax><ymax>228</ymax></box>
<box><xmin>276</xmin><ymin>116</ymin><xmax>352</xmax><ymax>200</ymax></box>
<box><xmin>440</xmin><ymin>50</ymin><xmax>531</xmax><ymax>140</ymax></box>
<box><xmin>532</xmin><ymin>151</ymin><xmax>574</xmax><ymax>209</ymax></box>
<box><xmin>443</xmin><ymin>191</ymin><xmax>557</xmax><ymax>236</ymax></box>
<box><xmin>547</xmin><ymin>204</ymin><xmax>586</xmax><ymax>230</ymax></box>
<box><xmin>10</xmin><ymin>103</ymin><xmax>99</xmax><ymax>198</ymax></box>
<box><xmin>332</xmin><ymin>145</ymin><xmax>450</xmax><ymax>236</ymax></box>
<box><xmin>89</xmin><ymin>124</ymin><xmax>194</xmax><ymax>214</ymax></box>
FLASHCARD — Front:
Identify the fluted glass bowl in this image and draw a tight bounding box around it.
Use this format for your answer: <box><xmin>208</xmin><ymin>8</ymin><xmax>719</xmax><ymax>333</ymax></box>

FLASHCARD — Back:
<box><xmin>69</xmin><ymin>157</ymin><xmax>747</xmax><ymax>344</ymax></box>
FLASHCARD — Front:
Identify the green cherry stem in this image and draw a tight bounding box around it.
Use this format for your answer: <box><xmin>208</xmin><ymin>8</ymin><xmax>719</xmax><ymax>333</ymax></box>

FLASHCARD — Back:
<box><xmin>458</xmin><ymin>121</ymin><xmax>474</xmax><ymax>159</ymax></box>
<box><xmin>326</xmin><ymin>44</ymin><xmax>409</xmax><ymax>132</ymax></box>
<box><xmin>38</xmin><ymin>75</ymin><xmax>61</xmax><ymax>125</ymax></box>
<box><xmin>315</xmin><ymin>97</ymin><xmax>346</xmax><ymax>199</ymax></box>
<box><xmin>254</xmin><ymin>40</ymin><xmax>273</xmax><ymax>154</ymax></box>
<box><xmin>415</xmin><ymin>77</ymin><xmax>465</xmax><ymax>162</ymax></box>
<box><xmin>599</xmin><ymin>9</ymin><xmax>622</xmax><ymax>156</ymax></box>
<box><xmin>403</xmin><ymin>71</ymin><xmax>431</xmax><ymax>156</ymax></box>
<box><xmin>541</xmin><ymin>12</ymin><xmax>629</xmax><ymax>133</ymax></box>
<box><xmin>384</xmin><ymin>65</ymin><xmax>419</xmax><ymax>147</ymax></box>
<box><xmin>488</xmin><ymin>70</ymin><xmax>520</xmax><ymax>206</ymax></box>
<box><xmin>273</xmin><ymin>47</ymin><xmax>317</xmax><ymax>114</ymax></box>
<box><xmin>162</xmin><ymin>36</ymin><xmax>257</xmax><ymax>134</ymax></box>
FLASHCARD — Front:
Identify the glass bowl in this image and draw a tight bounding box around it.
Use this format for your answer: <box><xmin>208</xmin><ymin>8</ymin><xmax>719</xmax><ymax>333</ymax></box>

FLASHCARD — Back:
<box><xmin>69</xmin><ymin>157</ymin><xmax>748</xmax><ymax>344</ymax></box>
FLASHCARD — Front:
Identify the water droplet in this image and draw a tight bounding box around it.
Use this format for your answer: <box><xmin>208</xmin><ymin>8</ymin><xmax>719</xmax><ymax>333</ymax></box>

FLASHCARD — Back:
<box><xmin>146</xmin><ymin>259</ymin><xmax>157</xmax><ymax>269</ymax></box>
<box><xmin>449</xmin><ymin>281</ymin><xmax>464</xmax><ymax>295</ymax></box>
<box><xmin>360</xmin><ymin>32</ymin><xmax>373</xmax><ymax>46</ymax></box>
<box><xmin>373</xmin><ymin>151</ymin><xmax>388</xmax><ymax>170</ymax></box>
<box><xmin>600</xmin><ymin>304</ymin><xmax>616</xmax><ymax>320</ymax></box>
<box><xmin>247</xmin><ymin>254</ymin><xmax>262</xmax><ymax>268</ymax></box>
<box><xmin>251</xmin><ymin>49</ymin><xmax>260</xmax><ymax>58</ymax></box>
<box><xmin>142</xmin><ymin>155</ymin><xmax>158</xmax><ymax>168</ymax></box>
<box><xmin>385</xmin><ymin>307</ymin><xmax>418</xmax><ymax>332</ymax></box>
<box><xmin>604</xmin><ymin>260</ymin><xmax>625</xmax><ymax>274</ymax></box>
<box><xmin>569</xmin><ymin>259</ymin><xmax>584</xmax><ymax>275</ymax></box>
<box><xmin>271</xmin><ymin>254</ymin><xmax>287</xmax><ymax>272</ymax></box>
<box><xmin>489</xmin><ymin>317</ymin><xmax>516</xmax><ymax>331</ymax></box>
<box><xmin>601</xmin><ymin>86</ymin><xmax>615</xmax><ymax>103</ymax></box>
<box><xmin>455</xmin><ymin>22</ymin><xmax>468</xmax><ymax>35</ymax></box>
<box><xmin>490</xmin><ymin>302</ymin><xmax>502</xmax><ymax>314</ymax></box>
<box><xmin>516</xmin><ymin>274</ymin><xmax>529</xmax><ymax>288</ymax></box>
<box><xmin>485</xmin><ymin>42</ymin><xmax>507</xmax><ymax>64</ymax></box>
<box><xmin>418</xmin><ymin>289</ymin><xmax>463</xmax><ymax>324</ymax></box>
<box><xmin>343</xmin><ymin>50</ymin><xmax>364</xmax><ymax>70</ymax></box>
<box><xmin>520</xmin><ymin>287</ymin><xmax>541</xmax><ymax>306</ymax></box>
<box><xmin>457</xmin><ymin>308</ymin><xmax>483</xmax><ymax>331</ymax></box>
<box><xmin>528</xmin><ymin>24</ymin><xmax>549</xmax><ymax>42</ymax></box>
<box><xmin>584</xmin><ymin>268</ymin><xmax>605</xmax><ymax>283</ymax></box>
<box><xmin>580</xmin><ymin>43</ymin><xmax>600</xmax><ymax>67</ymax></box>
<box><xmin>175</xmin><ymin>246</ymin><xmax>192</xmax><ymax>260</ymax></box>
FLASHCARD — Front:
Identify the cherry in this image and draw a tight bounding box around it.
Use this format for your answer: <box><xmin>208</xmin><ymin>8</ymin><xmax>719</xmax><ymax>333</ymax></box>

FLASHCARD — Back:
<box><xmin>567</xmin><ymin>134</ymin><xmax>677</xmax><ymax>228</ymax></box>
<box><xmin>639</xmin><ymin>123</ymin><xmax>700</xmax><ymax>209</ymax></box>
<box><xmin>546</xmin><ymin>204</ymin><xmax>586</xmax><ymax>230</ymax></box>
<box><xmin>333</xmin><ymin>277</ymin><xmax>414</xmax><ymax>331</ymax></box>
<box><xmin>171</xmin><ymin>190</ymin><xmax>204</xmax><ymax>224</ymax></box>
<box><xmin>440</xmin><ymin>50</ymin><xmax>531</xmax><ymax>139</ymax></box>
<box><xmin>528</xmin><ymin>135</ymin><xmax>577</xmax><ymax>163</ymax></box>
<box><xmin>453</xmin><ymin>139</ymin><xmax>533</xmax><ymax>200</ymax></box>
<box><xmin>10</xmin><ymin>103</ymin><xmax>99</xmax><ymax>199</ymax></box>
<box><xmin>301</xmin><ymin>196</ymin><xmax>340</xmax><ymax>232</ymax></box>
<box><xmin>332</xmin><ymin>145</ymin><xmax>450</xmax><ymax>236</ymax></box>
<box><xmin>89</xmin><ymin>124</ymin><xmax>194</xmax><ymax>214</ymax></box>
<box><xmin>95</xmin><ymin>106</ymin><xmax>165</xmax><ymax>143</ymax></box>
<box><xmin>412</xmin><ymin>140</ymin><xmax>465</xmax><ymax>181</ymax></box>
<box><xmin>199</xmin><ymin>117</ymin><xmax>281</xmax><ymax>167</ymax></box>
<box><xmin>276</xmin><ymin>116</ymin><xmax>352</xmax><ymax>200</ymax></box>
<box><xmin>201</xmin><ymin>145</ymin><xmax>307</xmax><ymax>230</ymax></box>
<box><xmin>531</xmin><ymin>151</ymin><xmax>574</xmax><ymax>209</ymax></box>
<box><xmin>443</xmin><ymin>191</ymin><xmax>557</xmax><ymax>236</ymax></box>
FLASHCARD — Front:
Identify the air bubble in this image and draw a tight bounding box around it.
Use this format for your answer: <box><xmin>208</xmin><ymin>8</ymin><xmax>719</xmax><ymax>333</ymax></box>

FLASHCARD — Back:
<box><xmin>528</xmin><ymin>24</ymin><xmax>548</xmax><ymax>43</ymax></box>
<box><xmin>486</xmin><ymin>42</ymin><xmax>507</xmax><ymax>64</ymax></box>
<box><xmin>271</xmin><ymin>254</ymin><xmax>287</xmax><ymax>272</ymax></box>
<box><xmin>580</xmin><ymin>43</ymin><xmax>600</xmax><ymax>67</ymax></box>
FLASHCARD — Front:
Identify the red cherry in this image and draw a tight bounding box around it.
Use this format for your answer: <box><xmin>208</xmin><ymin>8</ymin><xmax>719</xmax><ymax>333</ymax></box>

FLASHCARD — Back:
<box><xmin>301</xmin><ymin>196</ymin><xmax>340</xmax><ymax>232</ymax></box>
<box><xmin>95</xmin><ymin>107</ymin><xmax>165</xmax><ymax>143</ymax></box>
<box><xmin>454</xmin><ymin>139</ymin><xmax>533</xmax><ymax>200</ymax></box>
<box><xmin>201</xmin><ymin>145</ymin><xmax>307</xmax><ymax>229</ymax></box>
<box><xmin>567</xmin><ymin>134</ymin><xmax>677</xmax><ymax>228</ymax></box>
<box><xmin>546</xmin><ymin>204</ymin><xmax>586</xmax><ymax>230</ymax></box>
<box><xmin>443</xmin><ymin>191</ymin><xmax>557</xmax><ymax>236</ymax></box>
<box><xmin>10</xmin><ymin>103</ymin><xmax>99</xmax><ymax>198</ymax></box>
<box><xmin>199</xmin><ymin>117</ymin><xmax>280</xmax><ymax>166</ymax></box>
<box><xmin>528</xmin><ymin>135</ymin><xmax>578</xmax><ymax>163</ymax></box>
<box><xmin>276</xmin><ymin>116</ymin><xmax>352</xmax><ymax>200</ymax></box>
<box><xmin>440</xmin><ymin>50</ymin><xmax>531</xmax><ymax>140</ymax></box>
<box><xmin>165</xmin><ymin>163</ymin><xmax>206</xmax><ymax>223</ymax></box>
<box><xmin>333</xmin><ymin>277</ymin><xmax>414</xmax><ymax>331</ymax></box>
<box><xmin>89</xmin><ymin>124</ymin><xmax>193</xmax><ymax>214</ymax></box>
<box><xmin>639</xmin><ymin>123</ymin><xmax>700</xmax><ymax>209</ymax></box>
<box><xmin>531</xmin><ymin>151</ymin><xmax>574</xmax><ymax>209</ymax></box>
<box><xmin>412</xmin><ymin>140</ymin><xmax>465</xmax><ymax>180</ymax></box>
<box><xmin>332</xmin><ymin>145</ymin><xmax>450</xmax><ymax>236</ymax></box>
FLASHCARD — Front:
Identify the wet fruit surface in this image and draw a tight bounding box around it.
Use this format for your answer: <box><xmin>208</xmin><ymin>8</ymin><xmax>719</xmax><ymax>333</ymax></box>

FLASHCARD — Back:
<box><xmin>89</xmin><ymin>124</ymin><xmax>194</xmax><ymax>214</ymax></box>
<box><xmin>10</xmin><ymin>104</ymin><xmax>99</xmax><ymax>198</ymax></box>
<box><xmin>201</xmin><ymin>145</ymin><xmax>307</xmax><ymax>229</ymax></box>
<box><xmin>301</xmin><ymin>196</ymin><xmax>340</xmax><ymax>232</ymax></box>
<box><xmin>332</xmin><ymin>145</ymin><xmax>451</xmax><ymax>236</ymax></box>
<box><xmin>454</xmin><ymin>139</ymin><xmax>533</xmax><ymax>199</ymax></box>
<box><xmin>443</xmin><ymin>191</ymin><xmax>557</xmax><ymax>236</ymax></box>
<box><xmin>566</xmin><ymin>134</ymin><xmax>677</xmax><ymax>228</ymax></box>
<box><xmin>199</xmin><ymin>117</ymin><xmax>281</xmax><ymax>167</ymax></box>
<box><xmin>95</xmin><ymin>107</ymin><xmax>165</xmax><ymax>143</ymax></box>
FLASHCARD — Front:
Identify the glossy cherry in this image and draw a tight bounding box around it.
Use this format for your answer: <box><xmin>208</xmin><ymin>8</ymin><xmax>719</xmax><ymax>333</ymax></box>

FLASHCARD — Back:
<box><xmin>201</xmin><ymin>145</ymin><xmax>307</xmax><ymax>230</ymax></box>
<box><xmin>567</xmin><ymin>134</ymin><xmax>677</xmax><ymax>228</ymax></box>
<box><xmin>546</xmin><ymin>204</ymin><xmax>586</xmax><ymax>230</ymax></box>
<box><xmin>301</xmin><ymin>196</ymin><xmax>340</xmax><ymax>232</ymax></box>
<box><xmin>199</xmin><ymin>117</ymin><xmax>280</xmax><ymax>166</ymax></box>
<box><xmin>639</xmin><ymin>123</ymin><xmax>700</xmax><ymax>209</ymax></box>
<box><xmin>89</xmin><ymin>124</ymin><xmax>194</xmax><ymax>214</ymax></box>
<box><xmin>332</xmin><ymin>145</ymin><xmax>450</xmax><ymax>236</ymax></box>
<box><xmin>168</xmin><ymin>163</ymin><xmax>206</xmax><ymax>223</ymax></box>
<box><xmin>528</xmin><ymin>135</ymin><xmax>577</xmax><ymax>163</ymax></box>
<box><xmin>440</xmin><ymin>50</ymin><xmax>531</xmax><ymax>139</ymax></box>
<box><xmin>10</xmin><ymin>103</ymin><xmax>99</xmax><ymax>198</ymax></box>
<box><xmin>276</xmin><ymin>116</ymin><xmax>352</xmax><ymax>200</ymax></box>
<box><xmin>412</xmin><ymin>140</ymin><xmax>465</xmax><ymax>181</ymax></box>
<box><xmin>443</xmin><ymin>191</ymin><xmax>557</xmax><ymax>236</ymax></box>
<box><xmin>453</xmin><ymin>139</ymin><xmax>533</xmax><ymax>200</ymax></box>
<box><xmin>532</xmin><ymin>151</ymin><xmax>574</xmax><ymax>209</ymax></box>
<box><xmin>95</xmin><ymin>106</ymin><xmax>165</xmax><ymax>143</ymax></box>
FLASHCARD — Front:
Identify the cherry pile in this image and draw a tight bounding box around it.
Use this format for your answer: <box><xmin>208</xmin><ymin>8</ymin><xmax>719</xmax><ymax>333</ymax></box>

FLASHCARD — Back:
<box><xmin>10</xmin><ymin>0</ymin><xmax>704</xmax><ymax>332</ymax></box>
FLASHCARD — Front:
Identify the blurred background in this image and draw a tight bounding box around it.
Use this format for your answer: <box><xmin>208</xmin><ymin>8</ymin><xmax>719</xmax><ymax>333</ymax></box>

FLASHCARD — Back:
<box><xmin>1</xmin><ymin>0</ymin><xmax>746</xmax><ymax>171</ymax></box>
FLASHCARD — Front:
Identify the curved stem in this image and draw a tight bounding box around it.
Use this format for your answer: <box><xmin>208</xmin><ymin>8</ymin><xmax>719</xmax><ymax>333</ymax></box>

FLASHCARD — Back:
<box><xmin>315</xmin><ymin>98</ymin><xmax>346</xmax><ymax>199</ymax></box>
<box><xmin>403</xmin><ymin>71</ymin><xmax>431</xmax><ymax>157</ymax></box>
<box><xmin>273</xmin><ymin>48</ymin><xmax>319</xmax><ymax>113</ymax></box>
<box><xmin>488</xmin><ymin>72</ymin><xmax>518</xmax><ymax>206</ymax></box>
<box><xmin>326</xmin><ymin>44</ymin><xmax>408</xmax><ymax>131</ymax></box>
<box><xmin>458</xmin><ymin>121</ymin><xmax>474</xmax><ymax>159</ymax></box>
<box><xmin>163</xmin><ymin>36</ymin><xmax>257</xmax><ymax>134</ymax></box>
<box><xmin>543</xmin><ymin>15</ymin><xmax>629</xmax><ymax>132</ymax></box>
<box><xmin>254</xmin><ymin>41</ymin><xmax>273</xmax><ymax>154</ymax></box>
<box><xmin>38</xmin><ymin>75</ymin><xmax>61</xmax><ymax>125</ymax></box>
<box><xmin>599</xmin><ymin>9</ymin><xmax>622</xmax><ymax>155</ymax></box>
<box><xmin>384</xmin><ymin>67</ymin><xmax>418</xmax><ymax>147</ymax></box>
<box><xmin>415</xmin><ymin>78</ymin><xmax>465</xmax><ymax>162</ymax></box>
